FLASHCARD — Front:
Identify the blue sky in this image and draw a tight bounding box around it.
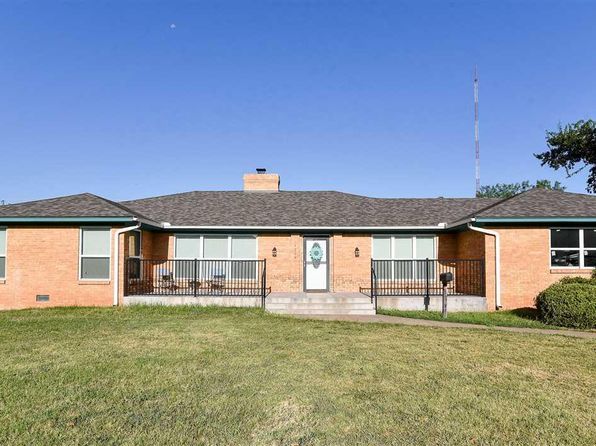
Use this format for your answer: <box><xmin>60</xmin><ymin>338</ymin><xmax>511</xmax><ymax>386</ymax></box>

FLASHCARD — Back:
<box><xmin>1</xmin><ymin>1</ymin><xmax>595</xmax><ymax>203</ymax></box>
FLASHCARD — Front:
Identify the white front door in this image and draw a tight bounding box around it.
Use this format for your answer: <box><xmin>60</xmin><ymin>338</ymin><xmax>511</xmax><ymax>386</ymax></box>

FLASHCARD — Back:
<box><xmin>304</xmin><ymin>237</ymin><xmax>329</xmax><ymax>291</ymax></box>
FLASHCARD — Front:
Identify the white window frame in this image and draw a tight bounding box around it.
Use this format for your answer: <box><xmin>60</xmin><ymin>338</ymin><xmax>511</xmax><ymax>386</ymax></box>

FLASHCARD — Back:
<box><xmin>174</xmin><ymin>234</ymin><xmax>258</xmax><ymax>260</ymax></box>
<box><xmin>371</xmin><ymin>234</ymin><xmax>437</xmax><ymax>281</ymax></box>
<box><xmin>0</xmin><ymin>227</ymin><xmax>6</xmax><ymax>280</ymax></box>
<box><xmin>174</xmin><ymin>234</ymin><xmax>258</xmax><ymax>279</ymax></box>
<box><xmin>79</xmin><ymin>227</ymin><xmax>112</xmax><ymax>281</ymax></box>
<box><xmin>550</xmin><ymin>228</ymin><xmax>596</xmax><ymax>269</ymax></box>
<box><xmin>372</xmin><ymin>234</ymin><xmax>437</xmax><ymax>260</ymax></box>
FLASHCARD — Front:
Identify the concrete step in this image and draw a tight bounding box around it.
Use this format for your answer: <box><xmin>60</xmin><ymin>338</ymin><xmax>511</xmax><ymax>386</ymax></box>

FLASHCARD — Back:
<box><xmin>266</xmin><ymin>297</ymin><xmax>373</xmax><ymax>304</ymax></box>
<box><xmin>266</xmin><ymin>303</ymin><xmax>374</xmax><ymax>310</ymax></box>
<box><xmin>264</xmin><ymin>292</ymin><xmax>376</xmax><ymax>315</ymax></box>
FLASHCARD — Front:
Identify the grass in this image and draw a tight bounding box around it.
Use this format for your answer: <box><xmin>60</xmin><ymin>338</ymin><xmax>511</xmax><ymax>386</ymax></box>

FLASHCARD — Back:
<box><xmin>0</xmin><ymin>306</ymin><xmax>594</xmax><ymax>445</ymax></box>
<box><xmin>377</xmin><ymin>307</ymin><xmax>564</xmax><ymax>329</ymax></box>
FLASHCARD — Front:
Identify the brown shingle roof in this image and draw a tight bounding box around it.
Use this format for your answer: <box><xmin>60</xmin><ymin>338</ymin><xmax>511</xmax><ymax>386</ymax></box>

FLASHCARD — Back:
<box><xmin>121</xmin><ymin>191</ymin><xmax>500</xmax><ymax>227</ymax></box>
<box><xmin>0</xmin><ymin>193</ymin><xmax>140</xmax><ymax>219</ymax></box>
<box><xmin>2</xmin><ymin>188</ymin><xmax>595</xmax><ymax>227</ymax></box>
<box><xmin>474</xmin><ymin>188</ymin><xmax>596</xmax><ymax>218</ymax></box>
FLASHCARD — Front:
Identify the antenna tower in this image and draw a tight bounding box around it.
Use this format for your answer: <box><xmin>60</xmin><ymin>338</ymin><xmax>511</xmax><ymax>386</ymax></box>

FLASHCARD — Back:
<box><xmin>474</xmin><ymin>66</ymin><xmax>480</xmax><ymax>194</ymax></box>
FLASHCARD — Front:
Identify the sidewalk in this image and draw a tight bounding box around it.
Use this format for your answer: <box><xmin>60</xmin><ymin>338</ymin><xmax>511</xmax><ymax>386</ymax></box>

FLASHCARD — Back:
<box><xmin>294</xmin><ymin>314</ymin><xmax>596</xmax><ymax>339</ymax></box>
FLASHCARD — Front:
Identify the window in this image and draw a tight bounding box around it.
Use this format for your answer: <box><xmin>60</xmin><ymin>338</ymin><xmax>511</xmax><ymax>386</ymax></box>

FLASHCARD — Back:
<box><xmin>231</xmin><ymin>236</ymin><xmax>257</xmax><ymax>259</ymax></box>
<box><xmin>372</xmin><ymin>235</ymin><xmax>436</xmax><ymax>280</ymax></box>
<box><xmin>230</xmin><ymin>236</ymin><xmax>258</xmax><ymax>279</ymax></box>
<box><xmin>175</xmin><ymin>235</ymin><xmax>201</xmax><ymax>259</ymax></box>
<box><xmin>0</xmin><ymin>228</ymin><xmax>6</xmax><ymax>279</ymax></box>
<box><xmin>551</xmin><ymin>229</ymin><xmax>596</xmax><ymax>268</ymax></box>
<box><xmin>80</xmin><ymin>228</ymin><xmax>110</xmax><ymax>280</ymax></box>
<box><xmin>372</xmin><ymin>235</ymin><xmax>436</xmax><ymax>260</ymax></box>
<box><xmin>174</xmin><ymin>235</ymin><xmax>257</xmax><ymax>279</ymax></box>
<box><xmin>372</xmin><ymin>237</ymin><xmax>391</xmax><ymax>259</ymax></box>
<box><xmin>203</xmin><ymin>236</ymin><xmax>228</xmax><ymax>259</ymax></box>
<box><xmin>128</xmin><ymin>231</ymin><xmax>142</xmax><ymax>279</ymax></box>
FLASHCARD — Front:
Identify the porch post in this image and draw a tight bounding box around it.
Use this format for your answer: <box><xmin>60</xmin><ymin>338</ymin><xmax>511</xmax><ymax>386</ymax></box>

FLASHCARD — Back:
<box><xmin>424</xmin><ymin>258</ymin><xmax>430</xmax><ymax>311</ymax></box>
<box><xmin>370</xmin><ymin>259</ymin><xmax>373</xmax><ymax>304</ymax></box>
<box><xmin>262</xmin><ymin>259</ymin><xmax>267</xmax><ymax>309</ymax></box>
<box><xmin>193</xmin><ymin>258</ymin><xmax>198</xmax><ymax>298</ymax></box>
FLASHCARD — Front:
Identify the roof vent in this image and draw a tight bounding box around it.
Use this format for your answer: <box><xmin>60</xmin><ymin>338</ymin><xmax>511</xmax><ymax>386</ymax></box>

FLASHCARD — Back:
<box><xmin>256</xmin><ymin>168</ymin><xmax>267</xmax><ymax>174</ymax></box>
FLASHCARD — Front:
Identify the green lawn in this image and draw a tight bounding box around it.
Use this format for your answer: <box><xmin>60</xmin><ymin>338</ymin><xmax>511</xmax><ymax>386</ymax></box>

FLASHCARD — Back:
<box><xmin>377</xmin><ymin>307</ymin><xmax>560</xmax><ymax>329</ymax></box>
<box><xmin>0</xmin><ymin>306</ymin><xmax>594</xmax><ymax>445</ymax></box>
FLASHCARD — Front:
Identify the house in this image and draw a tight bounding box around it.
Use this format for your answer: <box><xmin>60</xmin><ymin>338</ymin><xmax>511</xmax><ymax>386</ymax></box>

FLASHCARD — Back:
<box><xmin>1</xmin><ymin>170</ymin><xmax>595</xmax><ymax>314</ymax></box>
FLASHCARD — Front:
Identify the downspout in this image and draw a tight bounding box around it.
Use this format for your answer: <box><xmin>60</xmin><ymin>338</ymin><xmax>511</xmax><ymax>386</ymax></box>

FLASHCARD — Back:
<box><xmin>113</xmin><ymin>222</ymin><xmax>141</xmax><ymax>306</ymax></box>
<box><xmin>467</xmin><ymin>223</ymin><xmax>502</xmax><ymax>309</ymax></box>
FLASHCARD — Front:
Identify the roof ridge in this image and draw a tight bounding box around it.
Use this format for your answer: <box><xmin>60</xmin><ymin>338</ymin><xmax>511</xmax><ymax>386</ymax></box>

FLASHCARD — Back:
<box><xmin>527</xmin><ymin>188</ymin><xmax>595</xmax><ymax>197</ymax></box>
<box><xmin>121</xmin><ymin>189</ymin><xmax>502</xmax><ymax>204</ymax></box>
<box><xmin>121</xmin><ymin>190</ymin><xmax>243</xmax><ymax>203</ymax></box>
<box><xmin>373</xmin><ymin>197</ymin><xmax>498</xmax><ymax>202</ymax></box>
<box><xmin>1</xmin><ymin>192</ymin><xmax>92</xmax><ymax>207</ymax></box>
<box><xmin>470</xmin><ymin>188</ymin><xmax>563</xmax><ymax>219</ymax></box>
<box><xmin>451</xmin><ymin>191</ymin><xmax>528</xmax><ymax>221</ymax></box>
<box><xmin>120</xmin><ymin>189</ymin><xmax>370</xmax><ymax>203</ymax></box>
<box><xmin>85</xmin><ymin>193</ymin><xmax>158</xmax><ymax>222</ymax></box>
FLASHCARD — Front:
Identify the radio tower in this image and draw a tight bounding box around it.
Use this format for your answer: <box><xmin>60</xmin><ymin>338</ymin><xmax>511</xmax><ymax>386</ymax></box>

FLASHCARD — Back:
<box><xmin>474</xmin><ymin>66</ymin><xmax>480</xmax><ymax>195</ymax></box>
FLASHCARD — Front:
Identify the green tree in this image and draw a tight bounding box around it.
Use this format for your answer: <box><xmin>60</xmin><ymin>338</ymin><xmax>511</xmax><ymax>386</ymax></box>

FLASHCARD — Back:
<box><xmin>535</xmin><ymin>119</ymin><xmax>596</xmax><ymax>193</ymax></box>
<box><xmin>476</xmin><ymin>180</ymin><xmax>565</xmax><ymax>198</ymax></box>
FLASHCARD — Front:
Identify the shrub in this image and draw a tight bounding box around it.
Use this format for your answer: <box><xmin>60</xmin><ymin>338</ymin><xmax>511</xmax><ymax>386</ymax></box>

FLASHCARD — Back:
<box><xmin>558</xmin><ymin>276</ymin><xmax>596</xmax><ymax>285</ymax></box>
<box><xmin>536</xmin><ymin>283</ymin><xmax>596</xmax><ymax>329</ymax></box>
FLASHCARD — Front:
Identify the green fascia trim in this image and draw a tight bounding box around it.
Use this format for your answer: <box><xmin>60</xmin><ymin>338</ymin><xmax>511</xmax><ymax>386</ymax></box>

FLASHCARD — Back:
<box><xmin>476</xmin><ymin>217</ymin><xmax>596</xmax><ymax>223</ymax></box>
<box><xmin>0</xmin><ymin>217</ymin><xmax>136</xmax><ymax>223</ymax></box>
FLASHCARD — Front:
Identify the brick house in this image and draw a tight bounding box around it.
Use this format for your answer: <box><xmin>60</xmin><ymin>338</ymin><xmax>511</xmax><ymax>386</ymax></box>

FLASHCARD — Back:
<box><xmin>1</xmin><ymin>170</ymin><xmax>595</xmax><ymax>314</ymax></box>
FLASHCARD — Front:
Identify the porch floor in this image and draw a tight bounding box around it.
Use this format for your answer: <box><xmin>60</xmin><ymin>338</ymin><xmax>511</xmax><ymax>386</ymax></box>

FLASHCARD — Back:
<box><xmin>123</xmin><ymin>292</ymin><xmax>487</xmax><ymax>313</ymax></box>
<box><xmin>376</xmin><ymin>295</ymin><xmax>487</xmax><ymax>312</ymax></box>
<box><xmin>123</xmin><ymin>294</ymin><xmax>262</xmax><ymax>308</ymax></box>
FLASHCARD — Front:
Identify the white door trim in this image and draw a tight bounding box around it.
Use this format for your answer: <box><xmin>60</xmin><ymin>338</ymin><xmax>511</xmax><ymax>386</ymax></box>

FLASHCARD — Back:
<box><xmin>303</xmin><ymin>236</ymin><xmax>329</xmax><ymax>292</ymax></box>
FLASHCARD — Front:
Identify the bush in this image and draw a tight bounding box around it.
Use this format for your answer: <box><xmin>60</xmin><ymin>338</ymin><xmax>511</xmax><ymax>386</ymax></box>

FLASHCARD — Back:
<box><xmin>558</xmin><ymin>276</ymin><xmax>596</xmax><ymax>285</ymax></box>
<box><xmin>536</xmin><ymin>282</ymin><xmax>596</xmax><ymax>329</ymax></box>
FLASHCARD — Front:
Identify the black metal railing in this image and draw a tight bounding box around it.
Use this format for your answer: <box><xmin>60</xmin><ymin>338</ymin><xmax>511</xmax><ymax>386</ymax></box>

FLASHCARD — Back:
<box><xmin>124</xmin><ymin>258</ymin><xmax>269</xmax><ymax>306</ymax></box>
<box><xmin>370</xmin><ymin>264</ymin><xmax>378</xmax><ymax>312</ymax></box>
<box><xmin>366</xmin><ymin>259</ymin><xmax>485</xmax><ymax>300</ymax></box>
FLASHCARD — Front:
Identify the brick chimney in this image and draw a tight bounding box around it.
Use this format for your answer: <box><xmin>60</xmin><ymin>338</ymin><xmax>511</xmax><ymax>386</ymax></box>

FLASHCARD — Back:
<box><xmin>243</xmin><ymin>168</ymin><xmax>280</xmax><ymax>192</ymax></box>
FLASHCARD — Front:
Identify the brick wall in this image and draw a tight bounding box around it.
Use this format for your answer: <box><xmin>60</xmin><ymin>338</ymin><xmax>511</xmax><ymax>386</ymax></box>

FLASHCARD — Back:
<box><xmin>258</xmin><ymin>233</ymin><xmax>303</xmax><ymax>291</ymax></box>
<box><xmin>5</xmin><ymin>226</ymin><xmax>584</xmax><ymax>311</ymax></box>
<box><xmin>0</xmin><ymin>226</ymin><xmax>120</xmax><ymax>310</ymax></box>
<box><xmin>438</xmin><ymin>233</ymin><xmax>457</xmax><ymax>259</ymax></box>
<box><xmin>331</xmin><ymin>234</ymin><xmax>370</xmax><ymax>292</ymax></box>
<box><xmin>455</xmin><ymin>230</ymin><xmax>485</xmax><ymax>260</ymax></box>
<box><xmin>490</xmin><ymin>226</ymin><xmax>591</xmax><ymax>309</ymax></box>
<box><xmin>446</xmin><ymin>226</ymin><xmax>594</xmax><ymax>310</ymax></box>
<box><xmin>139</xmin><ymin>231</ymin><xmax>170</xmax><ymax>259</ymax></box>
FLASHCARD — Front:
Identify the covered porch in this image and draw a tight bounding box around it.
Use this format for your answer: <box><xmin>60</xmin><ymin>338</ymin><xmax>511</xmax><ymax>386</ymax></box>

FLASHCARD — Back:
<box><xmin>123</xmin><ymin>258</ymin><xmax>270</xmax><ymax>307</ymax></box>
<box><xmin>361</xmin><ymin>258</ymin><xmax>487</xmax><ymax>312</ymax></box>
<box><xmin>122</xmin><ymin>256</ymin><xmax>486</xmax><ymax>312</ymax></box>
